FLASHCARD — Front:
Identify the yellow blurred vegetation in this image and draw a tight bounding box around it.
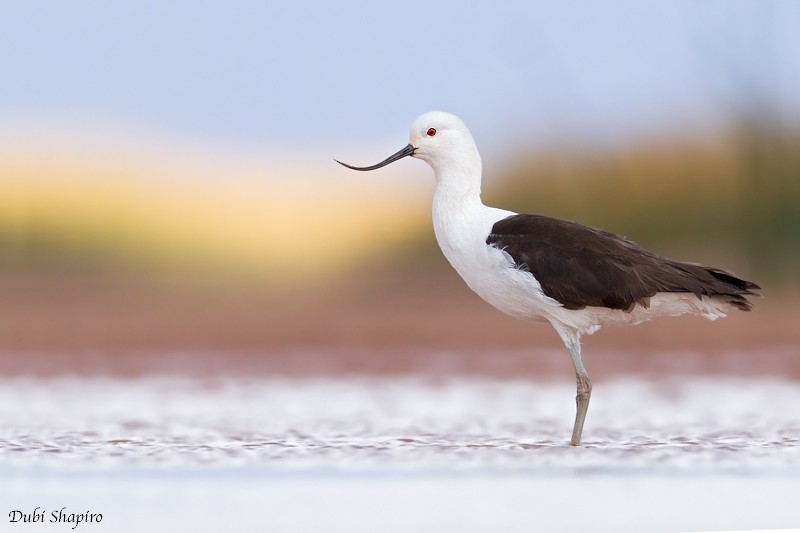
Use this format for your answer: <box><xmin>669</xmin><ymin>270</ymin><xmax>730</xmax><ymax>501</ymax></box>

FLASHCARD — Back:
<box><xmin>0</xmin><ymin>145</ymin><xmax>428</xmax><ymax>285</ymax></box>
<box><xmin>1</xmin><ymin>118</ymin><xmax>797</xmax><ymax>287</ymax></box>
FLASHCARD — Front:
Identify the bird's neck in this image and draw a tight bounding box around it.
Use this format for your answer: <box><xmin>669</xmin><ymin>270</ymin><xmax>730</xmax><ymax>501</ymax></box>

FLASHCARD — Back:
<box><xmin>431</xmin><ymin>159</ymin><xmax>490</xmax><ymax>252</ymax></box>
<box><xmin>431</xmin><ymin>157</ymin><xmax>485</xmax><ymax>209</ymax></box>
<box><xmin>430</xmin><ymin>159</ymin><xmax>499</xmax><ymax>281</ymax></box>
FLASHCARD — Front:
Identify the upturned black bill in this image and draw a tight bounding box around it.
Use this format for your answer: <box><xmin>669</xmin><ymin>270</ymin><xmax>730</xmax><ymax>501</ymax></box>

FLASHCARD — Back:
<box><xmin>335</xmin><ymin>143</ymin><xmax>416</xmax><ymax>171</ymax></box>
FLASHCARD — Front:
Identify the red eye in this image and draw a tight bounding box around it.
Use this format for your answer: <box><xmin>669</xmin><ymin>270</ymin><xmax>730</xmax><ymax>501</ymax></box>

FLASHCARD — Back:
<box><xmin>426</xmin><ymin>128</ymin><xmax>437</xmax><ymax>137</ymax></box>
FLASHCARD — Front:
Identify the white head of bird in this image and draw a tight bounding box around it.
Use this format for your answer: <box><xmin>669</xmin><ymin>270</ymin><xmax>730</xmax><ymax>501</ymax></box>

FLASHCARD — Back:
<box><xmin>337</xmin><ymin>111</ymin><xmax>483</xmax><ymax>192</ymax></box>
<box><xmin>408</xmin><ymin>111</ymin><xmax>482</xmax><ymax>177</ymax></box>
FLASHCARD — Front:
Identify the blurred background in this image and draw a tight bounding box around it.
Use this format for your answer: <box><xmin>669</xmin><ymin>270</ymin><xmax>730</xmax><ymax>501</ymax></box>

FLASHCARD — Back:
<box><xmin>0</xmin><ymin>0</ymin><xmax>798</xmax><ymax>377</ymax></box>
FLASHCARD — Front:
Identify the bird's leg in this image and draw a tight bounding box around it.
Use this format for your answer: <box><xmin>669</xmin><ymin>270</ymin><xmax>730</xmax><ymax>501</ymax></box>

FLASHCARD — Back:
<box><xmin>556</xmin><ymin>327</ymin><xmax>592</xmax><ymax>446</ymax></box>
<box><xmin>569</xmin><ymin>346</ymin><xmax>592</xmax><ymax>446</ymax></box>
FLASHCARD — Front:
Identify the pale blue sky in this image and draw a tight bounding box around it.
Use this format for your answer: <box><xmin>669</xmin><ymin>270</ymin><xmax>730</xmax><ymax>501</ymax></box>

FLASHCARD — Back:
<box><xmin>2</xmin><ymin>1</ymin><xmax>798</xmax><ymax>158</ymax></box>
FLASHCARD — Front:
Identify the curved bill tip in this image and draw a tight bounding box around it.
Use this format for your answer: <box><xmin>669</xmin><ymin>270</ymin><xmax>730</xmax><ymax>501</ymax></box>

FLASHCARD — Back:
<box><xmin>336</xmin><ymin>143</ymin><xmax>415</xmax><ymax>171</ymax></box>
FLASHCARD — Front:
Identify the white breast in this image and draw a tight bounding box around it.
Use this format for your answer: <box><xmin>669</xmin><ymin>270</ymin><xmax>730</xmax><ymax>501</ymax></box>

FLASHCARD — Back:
<box><xmin>431</xmin><ymin>193</ymin><xmax>563</xmax><ymax>324</ymax></box>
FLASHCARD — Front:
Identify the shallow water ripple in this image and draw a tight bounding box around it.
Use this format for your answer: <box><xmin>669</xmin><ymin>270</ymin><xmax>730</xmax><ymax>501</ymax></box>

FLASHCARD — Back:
<box><xmin>1</xmin><ymin>376</ymin><xmax>799</xmax><ymax>471</ymax></box>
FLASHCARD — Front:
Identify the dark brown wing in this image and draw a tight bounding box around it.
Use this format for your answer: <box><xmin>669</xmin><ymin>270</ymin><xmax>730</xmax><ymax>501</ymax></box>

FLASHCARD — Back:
<box><xmin>486</xmin><ymin>214</ymin><xmax>760</xmax><ymax>312</ymax></box>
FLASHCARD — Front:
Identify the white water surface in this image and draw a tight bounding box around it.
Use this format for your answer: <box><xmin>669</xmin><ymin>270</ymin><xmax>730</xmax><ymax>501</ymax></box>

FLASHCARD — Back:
<box><xmin>1</xmin><ymin>376</ymin><xmax>799</xmax><ymax>532</ymax></box>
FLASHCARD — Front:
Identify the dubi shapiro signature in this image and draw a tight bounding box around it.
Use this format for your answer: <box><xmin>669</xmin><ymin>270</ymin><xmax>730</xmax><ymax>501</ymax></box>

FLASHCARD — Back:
<box><xmin>8</xmin><ymin>508</ymin><xmax>102</xmax><ymax>529</ymax></box>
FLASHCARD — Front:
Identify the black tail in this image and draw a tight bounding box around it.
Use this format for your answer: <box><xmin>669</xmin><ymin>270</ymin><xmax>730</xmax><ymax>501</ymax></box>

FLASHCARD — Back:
<box><xmin>702</xmin><ymin>267</ymin><xmax>761</xmax><ymax>312</ymax></box>
<box><xmin>664</xmin><ymin>261</ymin><xmax>761</xmax><ymax>312</ymax></box>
